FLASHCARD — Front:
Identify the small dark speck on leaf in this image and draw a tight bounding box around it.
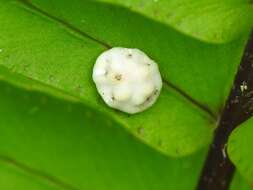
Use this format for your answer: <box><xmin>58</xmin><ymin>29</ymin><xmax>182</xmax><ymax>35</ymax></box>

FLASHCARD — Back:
<box><xmin>158</xmin><ymin>139</ymin><xmax>163</xmax><ymax>147</ymax></box>
<box><xmin>137</xmin><ymin>127</ymin><xmax>144</xmax><ymax>135</ymax></box>
<box><xmin>175</xmin><ymin>148</ymin><xmax>181</xmax><ymax>155</ymax></box>
<box><xmin>49</xmin><ymin>75</ymin><xmax>54</xmax><ymax>82</ymax></box>
<box><xmin>23</xmin><ymin>64</ymin><xmax>29</xmax><ymax>72</ymax></box>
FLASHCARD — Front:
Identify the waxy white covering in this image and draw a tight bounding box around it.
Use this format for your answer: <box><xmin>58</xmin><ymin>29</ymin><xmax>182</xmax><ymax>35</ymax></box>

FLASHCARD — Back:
<box><xmin>93</xmin><ymin>47</ymin><xmax>162</xmax><ymax>114</ymax></box>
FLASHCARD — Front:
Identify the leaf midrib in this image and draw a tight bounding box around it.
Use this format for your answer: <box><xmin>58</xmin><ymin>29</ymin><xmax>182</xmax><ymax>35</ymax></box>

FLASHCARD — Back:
<box><xmin>14</xmin><ymin>0</ymin><xmax>216</xmax><ymax>120</ymax></box>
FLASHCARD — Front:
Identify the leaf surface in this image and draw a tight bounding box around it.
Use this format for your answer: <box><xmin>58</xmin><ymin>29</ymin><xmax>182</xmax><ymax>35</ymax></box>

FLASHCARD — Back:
<box><xmin>0</xmin><ymin>80</ymin><xmax>207</xmax><ymax>190</ymax></box>
<box><xmin>98</xmin><ymin>0</ymin><xmax>253</xmax><ymax>43</ymax></box>
<box><xmin>0</xmin><ymin>0</ymin><xmax>250</xmax><ymax>157</ymax></box>
<box><xmin>230</xmin><ymin>172</ymin><xmax>252</xmax><ymax>190</ymax></box>
<box><xmin>0</xmin><ymin>162</ymin><xmax>61</xmax><ymax>190</ymax></box>
<box><xmin>228</xmin><ymin>117</ymin><xmax>253</xmax><ymax>183</ymax></box>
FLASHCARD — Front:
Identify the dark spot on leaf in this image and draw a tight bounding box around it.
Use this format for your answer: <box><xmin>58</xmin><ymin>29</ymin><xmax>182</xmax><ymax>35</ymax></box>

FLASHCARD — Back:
<box><xmin>137</xmin><ymin>127</ymin><xmax>144</xmax><ymax>135</ymax></box>
<box><xmin>158</xmin><ymin>139</ymin><xmax>163</xmax><ymax>147</ymax></box>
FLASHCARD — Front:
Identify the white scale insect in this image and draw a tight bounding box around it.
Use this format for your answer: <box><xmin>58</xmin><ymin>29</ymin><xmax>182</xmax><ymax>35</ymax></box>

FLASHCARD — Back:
<box><xmin>93</xmin><ymin>47</ymin><xmax>162</xmax><ymax>114</ymax></box>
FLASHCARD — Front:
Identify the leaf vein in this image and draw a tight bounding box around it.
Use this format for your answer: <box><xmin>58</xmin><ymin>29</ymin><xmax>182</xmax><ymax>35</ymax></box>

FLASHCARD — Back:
<box><xmin>0</xmin><ymin>154</ymin><xmax>79</xmax><ymax>190</ymax></box>
<box><xmin>16</xmin><ymin>0</ymin><xmax>216</xmax><ymax>119</ymax></box>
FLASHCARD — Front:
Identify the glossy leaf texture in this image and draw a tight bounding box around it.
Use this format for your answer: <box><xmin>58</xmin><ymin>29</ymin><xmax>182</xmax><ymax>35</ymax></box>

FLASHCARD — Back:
<box><xmin>98</xmin><ymin>0</ymin><xmax>253</xmax><ymax>43</ymax></box>
<box><xmin>228</xmin><ymin>117</ymin><xmax>253</xmax><ymax>184</ymax></box>
<box><xmin>0</xmin><ymin>80</ymin><xmax>251</xmax><ymax>190</ymax></box>
<box><xmin>0</xmin><ymin>0</ymin><xmax>250</xmax><ymax>157</ymax></box>
<box><xmin>0</xmin><ymin>80</ymin><xmax>206</xmax><ymax>190</ymax></box>
<box><xmin>230</xmin><ymin>173</ymin><xmax>253</xmax><ymax>190</ymax></box>
<box><xmin>0</xmin><ymin>163</ymin><xmax>61</xmax><ymax>190</ymax></box>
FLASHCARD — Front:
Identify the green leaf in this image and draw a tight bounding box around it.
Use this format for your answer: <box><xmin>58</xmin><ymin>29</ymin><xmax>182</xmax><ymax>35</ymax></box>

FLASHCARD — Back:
<box><xmin>230</xmin><ymin>172</ymin><xmax>252</xmax><ymax>190</ymax></box>
<box><xmin>97</xmin><ymin>0</ymin><xmax>253</xmax><ymax>43</ymax></box>
<box><xmin>0</xmin><ymin>80</ymin><xmax>207</xmax><ymax>190</ymax></box>
<box><xmin>228</xmin><ymin>117</ymin><xmax>253</xmax><ymax>182</ymax></box>
<box><xmin>0</xmin><ymin>0</ymin><xmax>249</xmax><ymax>157</ymax></box>
<box><xmin>0</xmin><ymin>162</ymin><xmax>61</xmax><ymax>190</ymax></box>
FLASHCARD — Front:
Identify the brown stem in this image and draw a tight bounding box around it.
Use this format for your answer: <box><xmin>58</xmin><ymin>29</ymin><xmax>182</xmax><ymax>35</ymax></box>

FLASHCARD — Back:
<box><xmin>197</xmin><ymin>30</ymin><xmax>253</xmax><ymax>190</ymax></box>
